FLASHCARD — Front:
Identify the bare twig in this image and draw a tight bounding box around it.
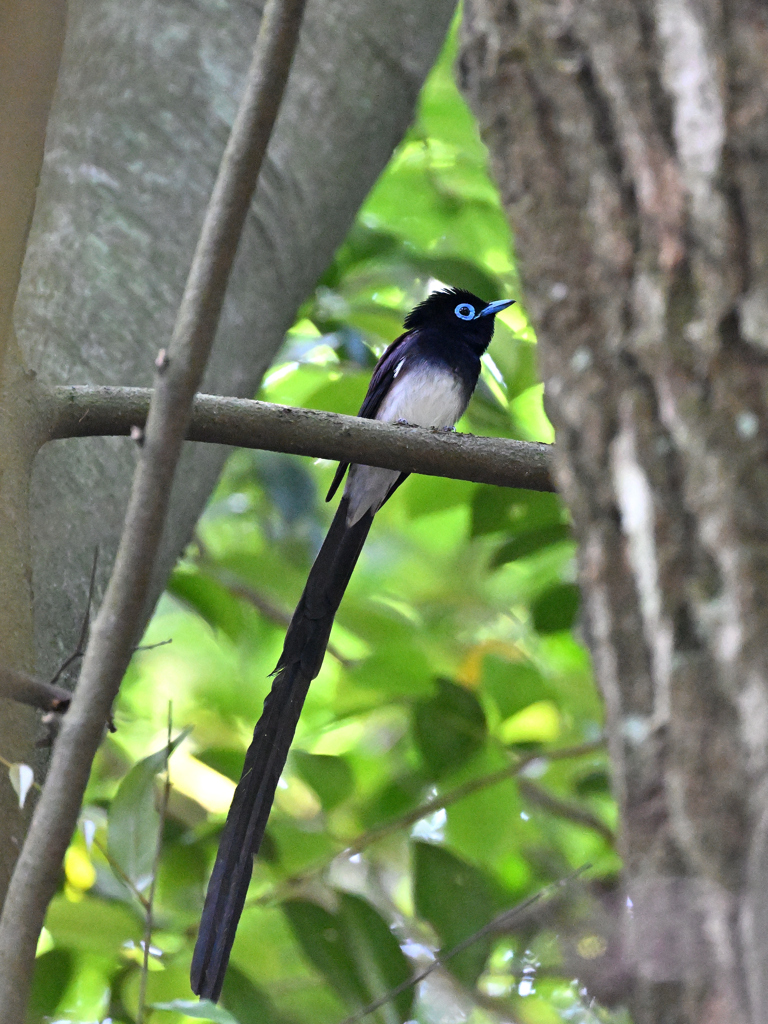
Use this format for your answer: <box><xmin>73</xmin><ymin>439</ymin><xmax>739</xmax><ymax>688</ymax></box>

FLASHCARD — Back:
<box><xmin>0</xmin><ymin>642</ymin><xmax>168</xmax><ymax>726</ymax></box>
<box><xmin>49</xmin><ymin>547</ymin><xmax>99</xmax><ymax>686</ymax></box>
<box><xmin>0</xmin><ymin>0</ymin><xmax>307</xmax><ymax>1016</ymax></box>
<box><xmin>344</xmin><ymin>739</ymin><xmax>606</xmax><ymax>856</ymax></box>
<box><xmin>517</xmin><ymin>777</ymin><xmax>616</xmax><ymax>847</ymax></box>
<box><xmin>246</xmin><ymin>739</ymin><xmax>605</xmax><ymax>909</ymax></box>
<box><xmin>337</xmin><ymin>865</ymin><xmax>591</xmax><ymax>1024</ymax></box>
<box><xmin>42</xmin><ymin>386</ymin><xmax>555</xmax><ymax>493</ymax></box>
<box><xmin>136</xmin><ymin>707</ymin><xmax>173</xmax><ymax>1024</ymax></box>
<box><xmin>90</xmin><ymin>835</ymin><xmax>151</xmax><ymax>912</ymax></box>
<box><xmin>0</xmin><ymin>665</ymin><xmax>72</xmax><ymax>715</ymax></box>
<box><xmin>196</xmin><ymin>558</ymin><xmax>353</xmax><ymax>667</ymax></box>
<box><xmin>134</xmin><ymin>638</ymin><xmax>173</xmax><ymax>654</ymax></box>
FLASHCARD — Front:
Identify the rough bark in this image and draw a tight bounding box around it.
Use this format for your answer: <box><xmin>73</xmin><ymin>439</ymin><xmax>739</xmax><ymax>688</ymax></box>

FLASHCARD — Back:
<box><xmin>460</xmin><ymin>1</ymin><xmax>768</xmax><ymax>1021</ymax></box>
<box><xmin>0</xmin><ymin>0</ymin><xmax>454</xmax><ymax>898</ymax></box>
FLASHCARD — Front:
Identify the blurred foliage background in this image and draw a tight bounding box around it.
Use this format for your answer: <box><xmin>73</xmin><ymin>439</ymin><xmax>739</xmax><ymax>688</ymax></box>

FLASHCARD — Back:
<box><xmin>29</xmin><ymin>21</ymin><xmax>626</xmax><ymax>1024</ymax></box>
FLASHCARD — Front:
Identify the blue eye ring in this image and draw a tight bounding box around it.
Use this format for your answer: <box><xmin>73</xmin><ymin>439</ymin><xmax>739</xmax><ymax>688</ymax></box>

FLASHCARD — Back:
<box><xmin>455</xmin><ymin>302</ymin><xmax>475</xmax><ymax>320</ymax></box>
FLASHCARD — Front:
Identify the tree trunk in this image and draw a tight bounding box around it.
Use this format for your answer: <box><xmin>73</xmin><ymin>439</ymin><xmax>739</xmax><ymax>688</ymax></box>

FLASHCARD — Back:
<box><xmin>0</xmin><ymin>0</ymin><xmax>455</xmax><ymax>905</ymax></box>
<box><xmin>460</xmin><ymin>1</ymin><xmax>768</xmax><ymax>1021</ymax></box>
<box><xmin>0</xmin><ymin>0</ymin><xmax>67</xmax><ymax>908</ymax></box>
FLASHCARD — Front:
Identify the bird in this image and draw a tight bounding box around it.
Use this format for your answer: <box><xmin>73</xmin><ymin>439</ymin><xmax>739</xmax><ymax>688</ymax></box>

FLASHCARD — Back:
<box><xmin>191</xmin><ymin>287</ymin><xmax>514</xmax><ymax>1001</ymax></box>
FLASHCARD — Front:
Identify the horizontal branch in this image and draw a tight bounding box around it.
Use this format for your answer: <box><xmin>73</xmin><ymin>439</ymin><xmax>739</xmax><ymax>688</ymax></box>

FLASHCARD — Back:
<box><xmin>0</xmin><ymin>665</ymin><xmax>71</xmax><ymax>715</ymax></box>
<box><xmin>42</xmin><ymin>385</ymin><xmax>555</xmax><ymax>492</ymax></box>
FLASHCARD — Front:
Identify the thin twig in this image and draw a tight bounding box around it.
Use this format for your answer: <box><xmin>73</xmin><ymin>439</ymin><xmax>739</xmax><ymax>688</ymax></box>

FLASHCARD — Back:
<box><xmin>49</xmin><ymin>547</ymin><xmax>99</xmax><ymax>686</ymax></box>
<box><xmin>137</xmin><ymin>706</ymin><xmax>173</xmax><ymax>1024</ymax></box>
<box><xmin>0</xmin><ymin>639</ymin><xmax>167</xmax><ymax>723</ymax></box>
<box><xmin>0</xmin><ymin>549</ymin><xmax>99</xmax><ymax>713</ymax></box>
<box><xmin>0</xmin><ymin>0</ymin><xmax>307</xmax><ymax>1016</ymax></box>
<box><xmin>196</xmin><ymin>558</ymin><xmax>353</xmax><ymax>667</ymax></box>
<box><xmin>246</xmin><ymin>739</ymin><xmax>605</xmax><ymax>909</ymax></box>
<box><xmin>134</xmin><ymin>638</ymin><xmax>173</xmax><ymax>654</ymax></box>
<box><xmin>42</xmin><ymin>386</ymin><xmax>555</xmax><ymax>494</ymax></box>
<box><xmin>345</xmin><ymin>739</ymin><xmax>606</xmax><ymax>856</ymax></box>
<box><xmin>90</xmin><ymin>835</ymin><xmax>151</xmax><ymax>911</ymax></box>
<box><xmin>337</xmin><ymin>865</ymin><xmax>591</xmax><ymax>1024</ymax></box>
<box><xmin>517</xmin><ymin>777</ymin><xmax>616</xmax><ymax>847</ymax></box>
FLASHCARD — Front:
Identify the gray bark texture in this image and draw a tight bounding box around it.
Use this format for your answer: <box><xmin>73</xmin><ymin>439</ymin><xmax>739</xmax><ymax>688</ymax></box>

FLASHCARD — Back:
<box><xmin>0</xmin><ymin>0</ymin><xmax>455</xmax><ymax>908</ymax></box>
<box><xmin>17</xmin><ymin>0</ymin><xmax>455</xmax><ymax>677</ymax></box>
<box><xmin>459</xmin><ymin>1</ymin><xmax>768</xmax><ymax>1022</ymax></box>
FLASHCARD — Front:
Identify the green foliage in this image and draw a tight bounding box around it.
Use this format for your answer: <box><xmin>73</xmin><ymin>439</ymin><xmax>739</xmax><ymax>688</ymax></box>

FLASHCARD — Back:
<box><xmin>29</xmin><ymin>19</ymin><xmax>622</xmax><ymax>1024</ymax></box>
<box><xmin>153</xmin><ymin>1000</ymin><xmax>240</xmax><ymax>1024</ymax></box>
<box><xmin>414</xmin><ymin>841</ymin><xmax>507</xmax><ymax>986</ymax></box>
<box><xmin>292</xmin><ymin>752</ymin><xmax>354</xmax><ymax>812</ymax></box>
<box><xmin>108</xmin><ymin>728</ymin><xmax>191</xmax><ymax>892</ymax></box>
<box><xmin>413</xmin><ymin>678</ymin><xmax>486</xmax><ymax>776</ymax></box>
<box><xmin>284</xmin><ymin>895</ymin><xmax>412</xmax><ymax>1023</ymax></box>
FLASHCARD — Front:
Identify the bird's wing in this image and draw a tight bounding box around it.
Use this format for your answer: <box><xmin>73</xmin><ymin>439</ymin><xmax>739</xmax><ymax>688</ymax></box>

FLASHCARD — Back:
<box><xmin>325</xmin><ymin>329</ymin><xmax>416</xmax><ymax>501</ymax></box>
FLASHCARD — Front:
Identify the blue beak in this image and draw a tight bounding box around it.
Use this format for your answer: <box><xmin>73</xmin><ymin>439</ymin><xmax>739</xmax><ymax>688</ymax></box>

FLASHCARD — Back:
<box><xmin>477</xmin><ymin>298</ymin><xmax>515</xmax><ymax>318</ymax></box>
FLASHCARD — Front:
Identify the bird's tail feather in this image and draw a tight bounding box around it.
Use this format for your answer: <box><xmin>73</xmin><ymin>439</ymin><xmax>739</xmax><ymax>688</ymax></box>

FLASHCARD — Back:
<box><xmin>191</xmin><ymin>496</ymin><xmax>373</xmax><ymax>1000</ymax></box>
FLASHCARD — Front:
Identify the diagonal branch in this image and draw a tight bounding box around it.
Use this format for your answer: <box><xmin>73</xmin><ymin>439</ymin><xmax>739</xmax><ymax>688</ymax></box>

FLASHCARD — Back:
<box><xmin>337</xmin><ymin>865</ymin><xmax>591</xmax><ymax>1024</ymax></box>
<box><xmin>517</xmin><ymin>777</ymin><xmax>616</xmax><ymax>847</ymax></box>
<box><xmin>246</xmin><ymin>739</ymin><xmax>605</xmax><ymax>909</ymax></box>
<box><xmin>42</xmin><ymin>386</ymin><xmax>555</xmax><ymax>492</ymax></box>
<box><xmin>0</xmin><ymin>0</ymin><xmax>308</xmax><ymax>1017</ymax></box>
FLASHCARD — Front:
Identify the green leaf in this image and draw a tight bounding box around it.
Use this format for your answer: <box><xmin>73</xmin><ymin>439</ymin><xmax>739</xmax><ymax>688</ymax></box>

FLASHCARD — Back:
<box><xmin>255</xmin><ymin>451</ymin><xmax>318</xmax><ymax>526</ymax></box>
<box><xmin>470</xmin><ymin>487</ymin><xmax>564</xmax><ymax>538</ymax></box>
<box><xmin>481</xmin><ymin>658</ymin><xmax>551</xmax><ymax>720</ymax></box>
<box><xmin>491</xmin><ymin>524</ymin><xmax>573</xmax><ymax>567</ymax></box>
<box><xmin>470</xmin><ymin>486</ymin><xmax>516</xmax><ymax>537</ymax></box>
<box><xmin>531</xmin><ymin>583</ymin><xmax>581</xmax><ymax>634</ymax></box>
<box><xmin>268</xmin><ymin>820</ymin><xmax>337</xmax><ymax>876</ymax></box>
<box><xmin>283</xmin><ymin>900</ymin><xmax>368</xmax><ymax>1009</ymax></box>
<box><xmin>304</xmin><ymin>373</ymin><xmax>369</xmax><ymax>417</ymax></box>
<box><xmin>413</xmin><ymin>842</ymin><xmax>507</xmax><ymax>986</ymax></box>
<box><xmin>413</xmin><ymin>679</ymin><xmax>486</xmax><ymax>778</ymax></box>
<box><xmin>292</xmin><ymin>751</ymin><xmax>354</xmax><ymax>811</ymax></box>
<box><xmin>359</xmin><ymin>771</ymin><xmax>429</xmax><ymax>831</ymax></box>
<box><xmin>574</xmin><ymin>768</ymin><xmax>611</xmax><ymax>796</ymax></box>
<box><xmin>503</xmin><ymin>339</ymin><xmax>540</xmax><ymax>400</ymax></box>
<box><xmin>284</xmin><ymin>896</ymin><xmax>412</xmax><ymax>1022</ymax></box>
<box><xmin>220</xmin><ymin>965</ymin><xmax>293</xmax><ymax>1024</ymax></box>
<box><xmin>168</xmin><ymin>567</ymin><xmax>250</xmax><ymax>642</ymax></box>
<box><xmin>153</xmin><ymin>999</ymin><xmax>241</xmax><ymax>1024</ymax></box>
<box><xmin>107</xmin><ymin>727</ymin><xmax>191</xmax><ymax>890</ymax></box>
<box><xmin>402</xmin><ymin>474</ymin><xmax>474</xmax><ymax>519</ymax></box>
<box><xmin>195</xmin><ymin>746</ymin><xmax>246</xmax><ymax>783</ymax></box>
<box><xmin>407</xmin><ymin>254</ymin><xmax>501</xmax><ymax>300</ymax></box>
<box><xmin>339</xmin><ymin>893</ymin><xmax>413</xmax><ymax>1020</ymax></box>
<box><xmin>44</xmin><ymin>894</ymin><xmax>142</xmax><ymax>954</ymax></box>
<box><xmin>27</xmin><ymin>948</ymin><xmax>73</xmax><ymax>1022</ymax></box>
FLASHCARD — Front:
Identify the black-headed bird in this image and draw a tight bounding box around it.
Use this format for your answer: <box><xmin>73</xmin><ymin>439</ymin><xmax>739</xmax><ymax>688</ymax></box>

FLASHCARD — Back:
<box><xmin>191</xmin><ymin>287</ymin><xmax>514</xmax><ymax>1000</ymax></box>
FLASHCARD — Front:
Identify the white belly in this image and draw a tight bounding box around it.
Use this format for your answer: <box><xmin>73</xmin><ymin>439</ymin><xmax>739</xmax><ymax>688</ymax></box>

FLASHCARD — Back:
<box><xmin>344</xmin><ymin>363</ymin><xmax>466</xmax><ymax>525</ymax></box>
<box><xmin>375</xmin><ymin>364</ymin><xmax>465</xmax><ymax>428</ymax></box>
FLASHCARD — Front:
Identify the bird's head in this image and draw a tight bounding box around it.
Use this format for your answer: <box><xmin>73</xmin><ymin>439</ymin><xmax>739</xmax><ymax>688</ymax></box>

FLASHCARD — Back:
<box><xmin>403</xmin><ymin>287</ymin><xmax>514</xmax><ymax>353</ymax></box>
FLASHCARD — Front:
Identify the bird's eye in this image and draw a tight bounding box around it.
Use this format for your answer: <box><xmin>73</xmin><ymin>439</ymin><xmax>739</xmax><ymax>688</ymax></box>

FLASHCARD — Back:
<box><xmin>455</xmin><ymin>303</ymin><xmax>475</xmax><ymax>320</ymax></box>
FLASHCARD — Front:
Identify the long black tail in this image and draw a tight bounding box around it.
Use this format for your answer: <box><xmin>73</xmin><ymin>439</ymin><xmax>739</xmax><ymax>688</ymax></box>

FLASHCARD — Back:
<box><xmin>191</xmin><ymin>495</ymin><xmax>373</xmax><ymax>1000</ymax></box>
